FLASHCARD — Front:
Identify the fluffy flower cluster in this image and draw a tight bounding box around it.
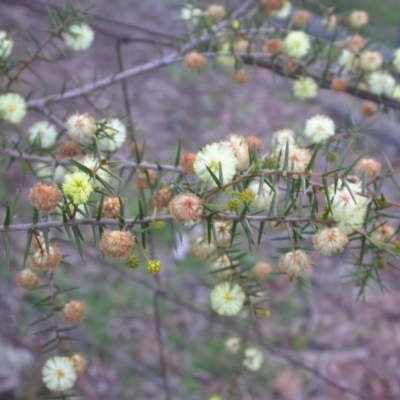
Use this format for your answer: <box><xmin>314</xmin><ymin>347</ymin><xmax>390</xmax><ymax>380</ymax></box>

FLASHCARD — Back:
<box><xmin>243</xmin><ymin>347</ymin><xmax>264</xmax><ymax>371</ymax></box>
<box><xmin>329</xmin><ymin>180</ymin><xmax>368</xmax><ymax>234</ymax></box>
<box><xmin>303</xmin><ymin>115</ymin><xmax>335</xmax><ymax>144</ymax></box>
<box><xmin>313</xmin><ymin>228</ymin><xmax>348</xmax><ymax>256</ymax></box>
<box><xmin>279</xmin><ymin>250</ymin><xmax>311</xmax><ymax>277</ymax></box>
<box><xmin>0</xmin><ymin>93</ymin><xmax>27</xmax><ymax>124</ymax></box>
<box><xmin>78</xmin><ymin>154</ymin><xmax>110</xmax><ymax>185</ymax></box>
<box><xmin>194</xmin><ymin>142</ymin><xmax>238</xmax><ymax>187</ymax></box>
<box><xmin>210</xmin><ymin>282</ymin><xmax>245</xmax><ymax>316</ymax></box>
<box><xmin>98</xmin><ymin>118</ymin><xmax>127</xmax><ymax>152</ymax></box>
<box><xmin>169</xmin><ymin>193</ymin><xmax>203</xmax><ymax>224</ymax></box>
<box><xmin>28</xmin><ymin>120</ymin><xmax>58</xmax><ymax>148</ymax></box>
<box><xmin>62</xmin><ymin>171</ymin><xmax>93</xmax><ymax>205</ymax></box>
<box><xmin>247</xmin><ymin>179</ymin><xmax>278</xmax><ymax>211</ymax></box>
<box><xmin>62</xmin><ymin>23</ymin><xmax>94</xmax><ymax>51</ymax></box>
<box><xmin>367</xmin><ymin>71</ymin><xmax>396</xmax><ymax>96</ymax></box>
<box><xmin>0</xmin><ymin>31</ymin><xmax>13</xmax><ymax>59</ymax></box>
<box><xmin>293</xmin><ymin>76</ymin><xmax>318</xmax><ymax>100</ymax></box>
<box><xmin>65</xmin><ymin>113</ymin><xmax>97</xmax><ymax>142</ymax></box>
<box><xmin>100</xmin><ymin>230</ymin><xmax>135</xmax><ymax>258</ymax></box>
<box><xmin>42</xmin><ymin>356</ymin><xmax>77</xmax><ymax>392</ymax></box>
<box><xmin>284</xmin><ymin>31</ymin><xmax>311</xmax><ymax>59</ymax></box>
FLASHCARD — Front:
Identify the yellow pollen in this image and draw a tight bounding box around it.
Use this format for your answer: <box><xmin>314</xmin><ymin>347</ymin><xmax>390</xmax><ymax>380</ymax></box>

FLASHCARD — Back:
<box><xmin>223</xmin><ymin>292</ymin><xmax>234</xmax><ymax>302</ymax></box>
<box><xmin>55</xmin><ymin>368</ymin><xmax>65</xmax><ymax>379</ymax></box>
<box><xmin>209</xmin><ymin>160</ymin><xmax>219</xmax><ymax>172</ymax></box>
<box><xmin>6</xmin><ymin>104</ymin><xmax>16</xmax><ymax>113</ymax></box>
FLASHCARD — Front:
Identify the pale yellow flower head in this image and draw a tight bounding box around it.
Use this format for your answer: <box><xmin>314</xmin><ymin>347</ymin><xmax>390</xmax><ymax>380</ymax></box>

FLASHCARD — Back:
<box><xmin>284</xmin><ymin>31</ymin><xmax>311</xmax><ymax>59</ymax></box>
<box><xmin>63</xmin><ymin>23</ymin><xmax>94</xmax><ymax>51</ymax></box>
<box><xmin>210</xmin><ymin>282</ymin><xmax>245</xmax><ymax>316</ymax></box>
<box><xmin>62</xmin><ymin>171</ymin><xmax>93</xmax><ymax>204</ymax></box>
<box><xmin>303</xmin><ymin>114</ymin><xmax>335</xmax><ymax>144</ymax></box>
<box><xmin>42</xmin><ymin>356</ymin><xmax>77</xmax><ymax>392</ymax></box>
<box><xmin>293</xmin><ymin>77</ymin><xmax>318</xmax><ymax>100</ymax></box>
<box><xmin>0</xmin><ymin>92</ymin><xmax>27</xmax><ymax>124</ymax></box>
<box><xmin>243</xmin><ymin>347</ymin><xmax>264</xmax><ymax>371</ymax></box>
<box><xmin>28</xmin><ymin>120</ymin><xmax>58</xmax><ymax>149</ymax></box>
<box><xmin>194</xmin><ymin>142</ymin><xmax>237</xmax><ymax>187</ymax></box>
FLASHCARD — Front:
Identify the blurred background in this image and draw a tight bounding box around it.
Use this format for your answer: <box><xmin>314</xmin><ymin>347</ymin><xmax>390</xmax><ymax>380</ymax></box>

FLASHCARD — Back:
<box><xmin>1</xmin><ymin>0</ymin><xmax>400</xmax><ymax>399</ymax></box>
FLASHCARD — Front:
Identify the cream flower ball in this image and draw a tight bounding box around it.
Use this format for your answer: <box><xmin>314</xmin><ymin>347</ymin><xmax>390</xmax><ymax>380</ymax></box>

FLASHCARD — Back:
<box><xmin>367</xmin><ymin>71</ymin><xmax>396</xmax><ymax>96</ymax></box>
<box><xmin>42</xmin><ymin>356</ymin><xmax>77</xmax><ymax>392</ymax></box>
<box><xmin>98</xmin><ymin>118</ymin><xmax>127</xmax><ymax>152</ymax></box>
<box><xmin>359</xmin><ymin>51</ymin><xmax>384</xmax><ymax>73</ymax></box>
<box><xmin>62</xmin><ymin>23</ymin><xmax>95</xmax><ymax>51</ymax></box>
<box><xmin>28</xmin><ymin>120</ymin><xmax>58</xmax><ymax>148</ymax></box>
<box><xmin>284</xmin><ymin>31</ymin><xmax>311</xmax><ymax>59</ymax></box>
<box><xmin>279</xmin><ymin>250</ymin><xmax>311</xmax><ymax>277</ymax></box>
<box><xmin>223</xmin><ymin>134</ymin><xmax>250</xmax><ymax>172</ymax></box>
<box><xmin>293</xmin><ymin>77</ymin><xmax>318</xmax><ymax>100</ymax></box>
<box><xmin>210</xmin><ymin>282</ymin><xmax>245</xmax><ymax>316</ymax></box>
<box><xmin>243</xmin><ymin>347</ymin><xmax>264</xmax><ymax>371</ymax></box>
<box><xmin>0</xmin><ymin>31</ymin><xmax>13</xmax><ymax>59</ymax></box>
<box><xmin>247</xmin><ymin>179</ymin><xmax>278</xmax><ymax>211</ymax></box>
<box><xmin>337</xmin><ymin>49</ymin><xmax>357</xmax><ymax>71</ymax></box>
<box><xmin>194</xmin><ymin>142</ymin><xmax>237</xmax><ymax>187</ymax></box>
<box><xmin>271</xmin><ymin>1</ymin><xmax>292</xmax><ymax>19</ymax></box>
<box><xmin>78</xmin><ymin>154</ymin><xmax>110</xmax><ymax>185</ymax></box>
<box><xmin>0</xmin><ymin>92</ymin><xmax>27</xmax><ymax>124</ymax></box>
<box><xmin>271</xmin><ymin>128</ymin><xmax>296</xmax><ymax>149</ymax></box>
<box><xmin>303</xmin><ymin>114</ymin><xmax>335</xmax><ymax>144</ymax></box>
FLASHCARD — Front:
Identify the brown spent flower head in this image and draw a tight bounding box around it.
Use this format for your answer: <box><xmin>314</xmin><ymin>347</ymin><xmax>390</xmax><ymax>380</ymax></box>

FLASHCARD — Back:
<box><xmin>149</xmin><ymin>188</ymin><xmax>171</xmax><ymax>212</ymax></box>
<box><xmin>16</xmin><ymin>269</ymin><xmax>40</xmax><ymax>289</ymax></box>
<box><xmin>30</xmin><ymin>245</ymin><xmax>62</xmax><ymax>271</ymax></box>
<box><xmin>349</xmin><ymin>10</ymin><xmax>369</xmax><ymax>29</ymax></box>
<box><xmin>246</xmin><ymin>134</ymin><xmax>263</xmax><ymax>153</ymax></box>
<box><xmin>355</xmin><ymin>158</ymin><xmax>381</xmax><ymax>178</ymax></box>
<box><xmin>29</xmin><ymin>183</ymin><xmax>62</xmax><ymax>213</ymax></box>
<box><xmin>184</xmin><ymin>51</ymin><xmax>207</xmax><ymax>70</ymax></box>
<box><xmin>331</xmin><ymin>77</ymin><xmax>348</xmax><ymax>92</ymax></box>
<box><xmin>58</xmin><ymin>141</ymin><xmax>80</xmax><ymax>158</ymax></box>
<box><xmin>100</xmin><ymin>230</ymin><xmax>135</xmax><ymax>258</ymax></box>
<box><xmin>339</xmin><ymin>35</ymin><xmax>365</xmax><ymax>52</ymax></box>
<box><xmin>284</xmin><ymin>61</ymin><xmax>300</xmax><ymax>75</ymax></box>
<box><xmin>292</xmin><ymin>10</ymin><xmax>311</xmax><ymax>27</ymax></box>
<box><xmin>253</xmin><ymin>262</ymin><xmax>272</xmax><ymax>279</ymax></box>
<box><xmin>205</xmin><ymin>4</ymin><xmax>227</xmax><ymax>21</ymax></box>
<box><xmin>278</xmin><ymin>250</ymin><xmax>311</xmax><ymax>277</ymax></box>
<box><xmin>371</xmin><ymin>225</ymin><xmax>396</xmax><ymax>243</ymax></box>
<box><xmin>234</xmin><ymin>69</ymin><xmax>251</xmax><ymax>85</ymax></box>
<box><xmin>102</xmin><ymin>197</ymin><xmax>121</xmax><ymax>219</ymax></box>
<box><xmin>268</xmin><ymin>220</ymin><xmax>286</xmax><ymax>232</ymax></box>
<box><xmin>264</xmin><ymin>38</ymin><xmax>283</xmax><ymax>55</ymax></box>
<box><xmin>180</xmin><ymin>152</ymin><xmax>196</xmax><ymax>174</ymax></box>
<box><xmin>70</xmin><ymin>354</ymin><xmax>88</xmax><ymax>376</ymax></box>
<box><xmin>361</xmin><ymin>101</ymin><xmax>378</xmax><ymax>117</ymax></box>
<box><xmin>136</xmin><ymin>164</ymin><xmax>157</xmax><ymax>189</ymax></box>
<box><xmin>169</xmin><ymin>193</ymin><xmax>203</xmax><ymax>224</ymax></box>
<box><xmin>313</xmin><ymin>227</ymin><xmax>348</xmax><ymax>256</ymax></box>
<box><xmin>61</xmin><ymin>300</ymin><xmax>87</xmax><ymax>323</ymax></box>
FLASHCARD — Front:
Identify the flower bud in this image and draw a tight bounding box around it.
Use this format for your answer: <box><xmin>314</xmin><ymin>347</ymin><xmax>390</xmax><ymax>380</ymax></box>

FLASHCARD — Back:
<box><xmin>234</xmin><ymin>69</ymin><xmax>251</xmax><ymax>85</ymax></box>
<box><xmin>58</xmin><ymin>141</ymin><xmax>80</xmax><ymax>158</ymax></box>
<box><xmin>169</xmin><ymin>193</ymin><xmax>203</xmax><ymax>224</ymax></box>
<box><xmin>100</xmin><ymin>230</ymin><xmax>135</xmax><ymax>258</ymax></box>
<box><xmin>253</xmin><ymin>262</ymin><xmax>272</xmax><ymax>279</ymax></box>
<box><xmin>70</xmin><ymin>354</ymin><xmax>88</xmax><ymax>376</ymax></box>
<box><xmin>205</xmin><ymin>4</ymin><xmax>227</xmax><ymax>21</ymax></box>
<box><xmin>184</xmin><ymin>51</ymin><xmax>207</xmax><ymax>70</ymax></box>
<box><xmin>330</xmin><ymin>77</ymin><xmax>348</xmax><ymax>92</ymax></box>
<box><xmin>181</xmin><ymin>153</ymin><xmax>196</xmax><ymax>174</ymax></box>
<box><xmin>126</xmin><ymin>254</ymin><xmax>140</xmax><ymax>268</ymax></box>
<box><xmin>292</xmin><ymin>10</ymin><xmax>311</xmax><ymax>27</ymax></box>
<box><xmin>361</xmin><ymin>101</ymin><xmax>378</xmax><ymax>117</ymax></box>
<box><xmin>102</xmin><ymin>197</ymin><xmax>121</xmax><ymax>219</ymax></box>
<box><xmin>29</xmin><ymin>183</ymin><xmax>63</xmax><ymax>213</ymax></box>
<box><xmin>16</xmin><ymin>269</ymin><xmax>40</xmax><ymax>289</ymax></box>
<box><xmin>61</xmin><ymin>300</ymin><xmax>87</xmax><ymax>323</ymax></box>
<box><xmin>263</xmin><ymin>38</ymin><xmax>283</xmax><ymax>55</ymax></box>
<box><xmin>147</xmin><ymin>259</ymin><xmax>161</xmax><ymax>274</ymax></box>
